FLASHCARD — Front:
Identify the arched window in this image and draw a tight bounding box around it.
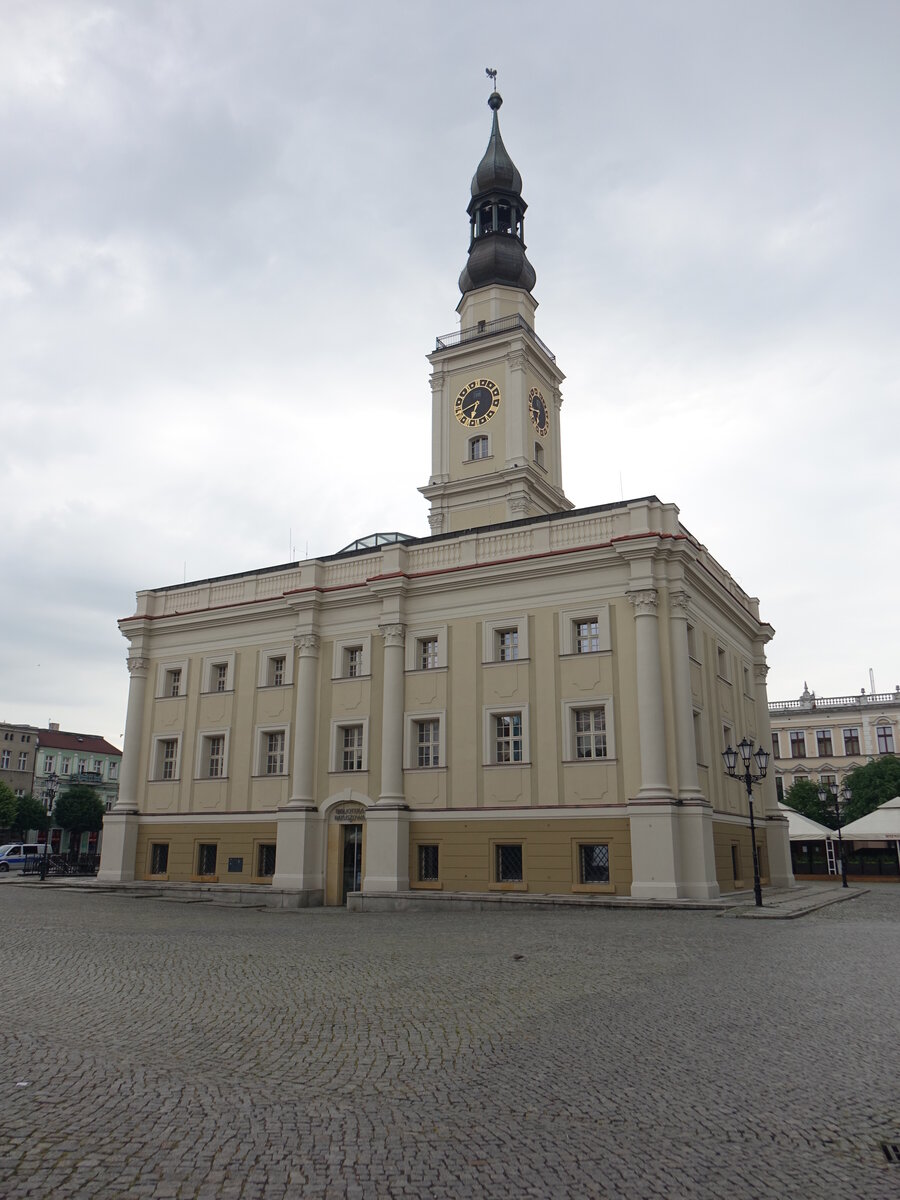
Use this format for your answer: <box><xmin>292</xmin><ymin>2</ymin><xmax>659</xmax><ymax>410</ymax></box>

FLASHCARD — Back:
<box><xmin>470</xmin><ymin>435</ymin><xmax>489</xmax><ymax>461</ymax></box>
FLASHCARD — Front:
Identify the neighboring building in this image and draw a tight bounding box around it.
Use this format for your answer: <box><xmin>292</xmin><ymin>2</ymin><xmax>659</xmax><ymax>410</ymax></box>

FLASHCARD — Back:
<box><xmin>99</xmin><ymin>90</ymin><xmax>791</xmax><ymax>903</ymax></box>
<box><xmin>34</xmin><ymin>723</ymin><xmax>122</xmax><ymax>855</ymax></box>
<box><xmin>768</xmin><ymin>682</ymin><xmax>900</xmax><ymax>800</ymax></box>
<box><xmin>0</xmin><ymin>721</ymin><xmax>40</xmax><ymax>799</ymax></box>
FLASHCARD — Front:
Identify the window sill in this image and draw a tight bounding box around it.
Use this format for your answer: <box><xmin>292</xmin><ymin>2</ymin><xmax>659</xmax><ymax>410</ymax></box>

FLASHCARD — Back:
<box><xmin>149</xmin><ymin>777</ymin><xmax>181</xmax><ymax>784</ymax></box>
<box><xmin>251</xmin><ymin>773</ymin><xmax>288</xmax><ymax>779</ymax></box>
<box><xmin>482</xmin><ymin>658</ymin><xmax>530</xmax><ymax>666</ymax></box>
<box><xmin>195</xmin><ymin>775</ymin><xmax>230</xmax><ymax>782</ymax></box>
<box><xmin>328</xmin><ymin>769</ymin><xmax>369</xmax><ymax>776</ymax></box>
<box><xmin>489</xmin><ymin>880</ymin><xmax>527</xmax><ymax>892</ymax></box>
<box><xmin>485</xmin><ymin>761</ymin><xmax>531</xmax><ymax>769</ymax></box>
<box><xmin>405</xmin><ymin>765</ymin><xmax>447</xmax><ymax>773</ymax></box>
<box><xmin>572</xmin><ymin>882</ymin><xmax>615</xmax><ymax>894</ymax></box>
<box><xmin>410</xmin><ymin>880</ymin><xmax>443</xmax><ymax>891</ymax></box>
<box><xmin>331</xmin><ymin>674</ymin><xmax>372</xmax><ymax>682</ymax></box>
<box><xmin>201</xmin><ymin>689</ymin><xmax>234</xmax><ymax>696</ymax></box>
<box><xmin>147</xmin><ymin>873</ymin><xmax>168</xmax><ymax>882</ymax></box>
<box><xmin>250</xmin><ymin>876</ymin><xmax>273</xmax><ymax>885</ymax></box>
<box><xmin>191</xmin><ymin>874</ymin><xmax>218</xmax><ymax>883</ymax></box>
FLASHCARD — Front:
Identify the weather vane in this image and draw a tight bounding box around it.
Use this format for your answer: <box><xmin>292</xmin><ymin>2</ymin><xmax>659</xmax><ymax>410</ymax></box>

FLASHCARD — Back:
<box><xmin>485</xmin><ymin>67</ymin><xmax>498</xmax><ymax>91</ymax></box>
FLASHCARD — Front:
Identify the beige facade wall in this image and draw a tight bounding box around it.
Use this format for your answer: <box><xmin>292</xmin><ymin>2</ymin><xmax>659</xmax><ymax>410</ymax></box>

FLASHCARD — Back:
<box><xmin>713</xmin><ymin>821</ymin><xmax>770</xmax><ymax>893</ymax></box>
<box><xmin>101</xmin><ymin>495</ymin><xmax>785</xmax><ymax>902</ymax></box>
<box><xmin>134</xmin><ymin>820</ymin><xmax>277</xmax><ymax>884</ymax></box>
<box><xmin>408</xmin><ymin>815</ymin><xmax>632</xmax><ymax>895</ymax></box>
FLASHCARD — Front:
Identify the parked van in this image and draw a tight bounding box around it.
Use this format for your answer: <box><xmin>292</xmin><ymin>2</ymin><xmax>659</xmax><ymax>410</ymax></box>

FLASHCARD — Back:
<box><xmin>0</xmin><ymin>843</ymin><xmax>49</xmax><ymax>872</ymax></box>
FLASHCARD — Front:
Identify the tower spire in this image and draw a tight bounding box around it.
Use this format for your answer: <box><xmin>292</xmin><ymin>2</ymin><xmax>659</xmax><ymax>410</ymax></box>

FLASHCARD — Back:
<box><xmin>458</xmin><ymin>86</ymin><xmax>536</xmax><ymax>297</ymax></box>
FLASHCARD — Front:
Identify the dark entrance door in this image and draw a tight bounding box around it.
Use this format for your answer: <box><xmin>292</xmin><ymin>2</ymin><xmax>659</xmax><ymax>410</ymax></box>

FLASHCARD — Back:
<box><xmin>341</xmin><ymin>824</ymin><xmax>363</xmax><ymax>904</ymax></box>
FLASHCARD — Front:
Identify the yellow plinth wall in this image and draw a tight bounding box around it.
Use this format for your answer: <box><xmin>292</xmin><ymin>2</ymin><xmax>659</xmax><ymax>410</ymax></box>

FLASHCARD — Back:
<box><xmin>135</xmin><ymin>821</ymin><xmax>278</xmax><ymax>884</ymax></box>
<box><xmin>407</xmin><ymin>817</ymin><xmax>632</xmax><ymax>895</ymax></box>
<box><xmin>713</xmin><ymin>822</ymin><xmax>770</xmax><ymax>893</ymax></box>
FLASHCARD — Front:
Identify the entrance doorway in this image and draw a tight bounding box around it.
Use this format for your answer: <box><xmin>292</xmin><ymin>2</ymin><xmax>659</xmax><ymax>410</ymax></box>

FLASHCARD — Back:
<box><xmin>341</xmin><ymin>824</ymin><xmax>363</xmax><ymax>904</ymax></box>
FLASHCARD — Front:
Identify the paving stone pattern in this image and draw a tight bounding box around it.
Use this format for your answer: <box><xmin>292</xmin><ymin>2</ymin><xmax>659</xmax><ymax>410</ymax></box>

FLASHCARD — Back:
<box><xmin>1</xmin><ymin>883</ymin><xmax>899</xmax><ymax>1199</ymax></box>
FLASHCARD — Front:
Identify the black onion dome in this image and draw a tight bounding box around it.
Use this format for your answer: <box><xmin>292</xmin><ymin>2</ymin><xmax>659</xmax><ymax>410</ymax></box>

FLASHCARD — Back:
<box><xmin>459</xmin><ymin>91</ymin><xmax>536</xmax><ymax>297</ymax></box>
<box><xmin>458</xmin><ymin>236</ymin><xmax>536</xmax><ymax>294</ymax></box>
<box><xmin>470</xmin><ymin>92</ymin><xmax>523</xmax><ymax>196</ymax></box>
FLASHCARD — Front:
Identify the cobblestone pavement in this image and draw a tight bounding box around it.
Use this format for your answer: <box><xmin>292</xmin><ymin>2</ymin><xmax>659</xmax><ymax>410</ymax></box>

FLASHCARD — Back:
<box><xmin>2</xmin><ymin>884</ymin><xmax>899</xmax><ymax>1199</ymax></box>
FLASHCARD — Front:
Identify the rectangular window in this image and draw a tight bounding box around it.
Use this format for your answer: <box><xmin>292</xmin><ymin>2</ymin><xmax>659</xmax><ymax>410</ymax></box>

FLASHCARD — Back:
<box><xmin>819</xmin><ymin>773</ymin><xmax>837</xmax><ymax>789</ymax></box>
<box><xmin>196</xmin><ymin>844</ymin><xmax>217</xmax><ymax>876</ymax></box>
<box><xmin>775</xmin><ymin>776</ymin><xmax>784</xmax><ymax>802</ymax></box>
<box><xmin>415</xmin><ymin>719</ymin><xmax>440</xmax><ymax>767</ymax></box>
<box><xmin>743</xmin><ymin>666</ymin><xmax>752</xmax><ymax>696</ymax></box>
<box><xmin>0</xmin><ymin>750</ymin><xmax>9</xmax><ymax>769</ymax></box>
<box><xmin>497</xmin><ymin>629</ymin><xmax>519</xmax><ymax>662</ymax></box>
<box><xmin>790</xmin><ymin>731</ymin><xmax>807</xmax><ymax>758</ymax></box>
<box><xmin>574</xmin><ymin>707</ymin><xmax>608</xmax><ymax>759</ymax></box>
<box><xmin>877</xmin><ymin>725</ymin><xmax>895</xmax><ymax>754</ymax></box>
<box><xmin>470</xmin><ymin>435</ymin><xmax>489</xmax><ymax>460</ymax></box>
<box><xmin>816</xmin><ymin>730</ymin><xmax>833</xmax><ymax>757</ymax></box>
<box><xmin>717</xmin><ymin>646</ymin><xmax>728</xmax><ymax>679</ymax></box>
<box><xmin>495</xmin><ymin>843</ymin><xmax>523</xmax><ymax>883</ymax></box>
<box><xmin>771</xmin><ymin>732</ymin><xmax>780</xmax><ymax>759</ymax></box>
<box><xmin>345</xmin><ymin>646</ymin><xmax>363</xmax><ymax>677</ymax></box>
<box><xmin>60</xmin><ymin>758</ymin><xmax>70</xmax><ymax>775</ymax></box>
<box><xmin>205</xmin><ymin>735</ymin><xmax>225</xmax><ymax>778</ymax></box>
<box><xmin>150</xmin><ymin>843</ymin><xmax>169</xmax><ymax>875</ymax></box>
<box><xmin>44</xmin><ymin>754</ymin><xmax>55</xmax><ymax>772</ymax></box>
<box><xmin>109</xmin><ymin>762</ymin><xmax>118</xmax><ymax>780</ymax></box>
<box><xmin>265</xmin><ymin>731</ymin><xmax>285</xmax><ymax>775</ymax></box>
<box><xmin>574</xmin><ymin>619</ymin><xmax>599</xmax><ymax>654</ymax></box>
<box><xmin>418</xmin><ymin>637</ymin><xmax>439</xmax><ymax>670</ymax></box>
<box><xmin>214</xmin><ymin>663</ymin><xmax>229</xmax><ymax>692</ymax></box>
<box><xmin>17</xmin><ymin>752</ymin><xmax>27</xmax><ymax>770</ymax></box>
<box><xmin>495</xmin><ymin>714</ymin><xmax>523</xmax><ymax>763</ymax></box>
<box><xmin>417</xmin><ymin>844</ymin><xmax>439</xmax><ymax>883</ymax></box>
<box><xmin>157</xmin><ymin>739</ymin><xmax>178</xmax><ymax>780</ymax></box>
<box><xmin>267</xmin><ymin>656</ymin><xmax>286</xmax><ymax>687</ymax></box>
<box><xmin>534</xmin><ymin>441</ymin><xmax>544</xmax><ymax>467</ymax></box>
<box><xmin>93</xmin><ymin>759</ymin><xmax>102</xmax><ymax>774</ymax></box>
<box><xmin>579</xmin><ymin>843</ymin><xmax>610</xmax><ymax>884</ymax></box>
<box><xmin>723</xmin><ymin>724</ymin><xmax>733</xmax><ymax>751</ymax></box>
<box><xmin>341</xmin><ymin>725</ymin><xmax>364</xmax><ymax>771</ymax></box>
<box><xmin>77</xmin><ymin>758</ymin><xmax>86</xmax><ymax>773</ymax></box>
<box><xmin>843</xmin><ymin>728</ymin><xmax>860</xmax><ymax>755</ymax></box>
<box><xmin>256</xmin><ymin>844</ymin><xmax>276</xmax><ymax>877</ymax></box>
<box><xmin>165</xmin><ymin>668</ymin><xmax>182</xmax><ymax>697</ymax></box>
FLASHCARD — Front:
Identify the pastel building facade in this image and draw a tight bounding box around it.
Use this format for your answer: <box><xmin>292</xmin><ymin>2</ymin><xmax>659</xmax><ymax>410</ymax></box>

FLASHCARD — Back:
<box><xmin>99</xmin><ymin>91</ymin><xmax>791</xmax><ymax>903</ymax></box>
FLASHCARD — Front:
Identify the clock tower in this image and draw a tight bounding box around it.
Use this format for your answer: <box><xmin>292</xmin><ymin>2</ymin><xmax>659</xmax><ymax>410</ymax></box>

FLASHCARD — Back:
<box><xmin>420</xmin><ymin>90</ymin><xmax>573</xmax><ymax>533</ymax></box>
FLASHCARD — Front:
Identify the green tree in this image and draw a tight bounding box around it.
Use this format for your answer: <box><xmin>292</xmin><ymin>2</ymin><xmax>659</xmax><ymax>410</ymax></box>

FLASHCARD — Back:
<box><xmin>783</xmin><ymin>778</ymin><xmax>838</xmax><ymax>830</ymax></box>
<box><xmin>13</xmin><ymin>794</ymin><xmax>50</xmax><ymax>839</ymax></box>
<box><xmin>0</xmin><ymin>781</ymin><xmax>17</xmax><ymax>833</ymax></box>
<box><xmin>842</xmin><ymin>755</ymin><xmax>900</xmax><ymax>824</ymax></box>
<box><xmin>53</xmin><ymin>784</ymin><xmax>105</xmax><ymax>853</ymax></box>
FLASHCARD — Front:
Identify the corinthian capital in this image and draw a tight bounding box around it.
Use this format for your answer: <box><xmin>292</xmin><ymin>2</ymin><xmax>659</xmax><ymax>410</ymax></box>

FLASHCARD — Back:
<box><xmin>754</xmin><ymin>662</ymin><xmax>770</xmax><ymax>684</ymax></box>
<box><xmin>380</xmin><ymin>623</ymin><xmax>406</xmax><ymax>648</ymax></box>
<box><xmin>669</xmin><ymin>589</ymin><xmax>691</xmax><ymax>616</ymax></box>
<box><xmin>127</xmin><ymin>656</ymin><xmax>149</xmax><ymax>674</ymax></box>
<box><xmin>628</xmin><ymin>588</ymin><xmax>658</xmax><ymax>617</ymax></box>
<box><xmin>295</xmin><ymin>633</ymin><xmax>320</xmax><ymax>657</ymax></box>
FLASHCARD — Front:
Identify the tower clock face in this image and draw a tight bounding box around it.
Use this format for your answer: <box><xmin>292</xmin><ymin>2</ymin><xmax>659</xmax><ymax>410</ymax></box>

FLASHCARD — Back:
<box><xmin>529</xmin><ymin>387</ymin><xmax>549</xmax><ymax>436</ymax></box>
<box><xmin>454</xmin><ymin>378</ymin><xmax>501</xmax><ymax>427</ymax></box>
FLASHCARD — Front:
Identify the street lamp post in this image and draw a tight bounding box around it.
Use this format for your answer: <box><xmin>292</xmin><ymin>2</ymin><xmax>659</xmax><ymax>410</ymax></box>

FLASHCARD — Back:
<box><xmin>818</xmin><ymin>781</ymin><xmax>851</xmax><ymax>888</ymax></box>
<box><xmin>722</xmin><ymin>737</ymin><xmax>770</xmax><ymax>908</ymax></box>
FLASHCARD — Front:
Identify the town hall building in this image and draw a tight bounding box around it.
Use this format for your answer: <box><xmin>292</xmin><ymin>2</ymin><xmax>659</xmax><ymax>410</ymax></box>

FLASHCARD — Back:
<box><xmin>99</xmin><ymin>90</ymin><xmax>793</xmax><ymax>904</ymax></box>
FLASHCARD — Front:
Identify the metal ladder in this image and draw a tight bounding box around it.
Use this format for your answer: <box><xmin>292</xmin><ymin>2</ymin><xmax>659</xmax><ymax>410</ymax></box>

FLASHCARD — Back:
<box><xmin>825</xmin><ymin>838</ymin><xmax>837</xmax><ymax>876</ymax></box>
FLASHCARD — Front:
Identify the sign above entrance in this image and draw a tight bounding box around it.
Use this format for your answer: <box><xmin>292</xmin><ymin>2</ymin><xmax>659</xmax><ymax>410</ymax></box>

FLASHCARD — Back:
<box><xmin>332</xmin><ymin>804</ymin><xmax>366</xmax><ymax>823</ymax></box>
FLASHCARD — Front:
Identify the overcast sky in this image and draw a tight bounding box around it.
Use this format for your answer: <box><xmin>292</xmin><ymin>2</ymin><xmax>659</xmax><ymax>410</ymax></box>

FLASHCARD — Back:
<box><xmin>2</xmin><ymin>0</ymin><xmax>898</xmax><ymax>747</ymax></box>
